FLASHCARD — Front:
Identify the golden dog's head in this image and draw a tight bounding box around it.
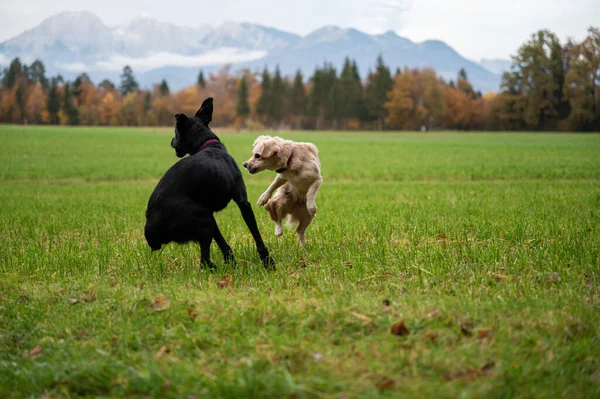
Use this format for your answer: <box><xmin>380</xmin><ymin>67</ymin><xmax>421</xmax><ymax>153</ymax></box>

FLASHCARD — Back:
<box><xmin>243</xmin><ymin>135</ymin><xmax>289</xmax><ymax>174</ymax></box>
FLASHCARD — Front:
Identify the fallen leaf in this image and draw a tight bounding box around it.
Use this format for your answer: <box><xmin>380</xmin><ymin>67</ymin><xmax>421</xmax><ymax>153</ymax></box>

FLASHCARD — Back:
<box><xmin>375</xmin><ymin>378</ymin><xmax>395</xmax><ymax>390</ymax></box>
<box><xmin>111</xmin><ymin>337</ymin><xmax>118</xmax><ymax>345</ymax></box>
<box><xmin>217</xmin><ymin>276</ymin><xmax>232</xmax><ymax>289</ymax></box>
<box><xmin>438</xmin><ymin>231</ymin><xmax>448</xmax><ymax>239</ymax></box>
<box><xmin>19</xmin><ymin>292</ymin><xmax>30</xmax><ymax>302</ymax></box>
<box><xmin>445</xmin><ymin>369</ymin><xmax>479</xmax><ymax>381</ymax></box>
<box><xmin>422</xmin><ymin>332</ymin><xmax>439</xmax><ymax>342</ymax></box>
<box><xmin>481</xmin><ymin>361</ymin><xmax>495</xmax><ymax>374</ymax></box>
<box><xmin>477</xmin><ymin>329</ymin><xmax>492</xmax><ymax>339</ymax></box>
<box><xmin>151</xmin><ymin>296</ymin><xmax>170</xmax><ymax>312</ymax></box>
<box><xmin>391</xmin><ymin>321</ymin><xmax>409</xmax><ymax>336</ymax></box>
<box><xmin>344</xmin><ymin>261</ymin><xmax>353</xmax><ymax>268</ymax></box>
<box><xmin>460</xmin><ymin>323</ymin><xmax>473</xmax><ymax>336</ymax></box>
<box><xmin>25</xmin><ymin>345</ymin><xmax>42</xmax><ymax>358</ymax></box>
<box><xmin>350</xmin><ymin>311</ymin><xmax>372</xmax><ymax>324</ymax></box>
<box><xmin>382</xmin><ymin>299</ymin><xmax>391</xmax><ymax>307</ymax></box>
<box><xmin>427</xmin><ymin>309</ymin><xmax>440</xmax><ymax>318</ymax></box>
<box><xmin>187</xmin><ymin>307</ymin><xmax>199</xmax><ymax>320</ymax></box>
<box><xmin>156</xmin><ymin>346</ymin><xmax>171</xmax><ymax>358</ymax></box>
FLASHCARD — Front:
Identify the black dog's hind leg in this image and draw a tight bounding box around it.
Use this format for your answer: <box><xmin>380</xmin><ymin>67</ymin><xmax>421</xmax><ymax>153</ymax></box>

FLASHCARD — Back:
<box><xmin>234</xmin><ymin>189</ymin><xmax>275</xmax><ymax>269</ymax></box>
<box><xmin>199</xmin><ymin>238</ymin><xmax>216</xmax><ymax>270</ymax></box>
<box><xmin>212</xmin><ymin>216</ymin><xmax>236</xmax><ymax>265</ymax></box>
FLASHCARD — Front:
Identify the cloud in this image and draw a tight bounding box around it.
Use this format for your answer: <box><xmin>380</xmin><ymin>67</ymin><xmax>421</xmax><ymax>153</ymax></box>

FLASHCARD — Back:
<box><xmin>352</xmin><ymin>0</ymin><xmax>411</xmax><ymax>35</ymax></box>
<box><xmin>94</xmin><ymin>48</ymin><xmax>268</xmax><ymax>72</ymax></box>
<box><xmin>0</xmin><ymin>53</ymin><xmax>7</xmax><ymax>65</ymax></box>
<box><xmin>57</xmin><ymin>62</ymin><xmax>89</xmax><ymax>72</ymax></box>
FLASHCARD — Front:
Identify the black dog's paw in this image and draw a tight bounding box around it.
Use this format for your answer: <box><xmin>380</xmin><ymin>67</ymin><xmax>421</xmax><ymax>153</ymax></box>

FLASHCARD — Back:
<box><xmin>201</xmin><ymin>260</ymin><xmax>217</xmax><ymax>270</ymax></box>
<box><xmin>261</xmin><ymin>255</ymin><xmax>276</xmax><ymax>271</ymax></box>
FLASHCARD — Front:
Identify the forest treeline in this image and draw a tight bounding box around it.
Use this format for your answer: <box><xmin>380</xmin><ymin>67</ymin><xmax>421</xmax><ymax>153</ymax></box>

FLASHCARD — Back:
<box><xmin>0</xmin><ymin>27</ymin><xmax>598</xmax><ymax>131</ymax></box>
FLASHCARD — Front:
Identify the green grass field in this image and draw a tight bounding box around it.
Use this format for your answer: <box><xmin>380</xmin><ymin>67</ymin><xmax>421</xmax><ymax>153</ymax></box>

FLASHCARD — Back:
<box><xmin>1</xmin><ymin>125</ymin><xmax>599</xmax><ymax>398</ymax></box>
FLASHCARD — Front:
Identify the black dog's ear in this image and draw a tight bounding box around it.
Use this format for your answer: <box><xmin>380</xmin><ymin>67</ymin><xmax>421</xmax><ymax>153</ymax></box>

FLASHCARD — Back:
<box><xmin>175</xmin><ymin>113</ymin><xmax>189</xmax><ymax>131</ymax></box>
<box><xmin>195</xmin><ymin>97</ymin><xmax>213</xmax><ymax>126</ymax></box>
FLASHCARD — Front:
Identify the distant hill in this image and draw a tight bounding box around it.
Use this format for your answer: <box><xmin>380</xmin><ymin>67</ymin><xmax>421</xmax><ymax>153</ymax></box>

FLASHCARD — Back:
<box><xmin>0</xmin><ymin>11</ymin><xmax>504</xmax><ymax>92</ymax></box>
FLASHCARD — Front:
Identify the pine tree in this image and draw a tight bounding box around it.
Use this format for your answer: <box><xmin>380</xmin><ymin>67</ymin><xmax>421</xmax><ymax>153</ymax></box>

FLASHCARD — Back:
<box><xmin>2</xmin><ymin>58</ymin><xmax>23</xmax><ymax>88</ymax></box>
<box><xmin>269</xmin><ymin>66</ymin><xmax>286</xmax><ymax>127</ymax></box>
<box><xmin>290</xmin><ymin>70</ymin><xmax>307</xmax><ymax>129</ymax></box>
<box><xmin>159</xmin><ymin>79</ymin><xmax>170</xmax><ymax>96</ymax></box>
<box><xmin>47</xmin><ymin>78</ymin><xmax>61</xmax><ymax>125</ymax></box>
<box><xmin>120</xmin><ymin>66</ymin><xmax>139</xmax><ymax>95</ymax></box>
<box><xmin>63</xmin><ymin>82</ymin><xmax>79</xmax><ymax>125</ymax></box>
<box><xmin>99</xmin><ymin>79</ymin><xmax>115</xmax><ymax>91</ymax></box>
<box><xmin>236</xmin><ymin>75</ymin><xmax>250</xmax><ymax>118</ymax></box>
<box><xmin>365</xmin><ymin>54</ymin><xmax>393</xmax><ymax>129</ymax></box>
<box><xmin>308</xmin><ymin>63</ymin><xmax>337</xmax><ymax>128</ymax></box>
<box><xmin>28</xmin><ymin>60</ymin><xmax>48</xmax><ymax>89</ymax></box>
<box><xmin>256</xmin><ymin>68</ymin><xmax>272</xmax><ymax>121</ymax></box>
<box><xmin>335</xmin><ymin>58</ymin><xmax>366</xmax><ymax>127</ymax></box>
<box><xmin>197</xmin><ymin>70</ymin><xmax>206</xmax><ymax>88</ymax></box>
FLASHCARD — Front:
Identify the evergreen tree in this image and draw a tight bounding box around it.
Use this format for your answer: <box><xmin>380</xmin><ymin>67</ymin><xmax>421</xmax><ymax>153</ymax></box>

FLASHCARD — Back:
<box><xmin>120</xmin><ymin>66</ymin><xmax>139</xmax><ymax>95</ymax></box>
<box><xmin>256</xmin><ymin>68</ymin><xmax>272</xmax><ymax>120</ymax></box>
<box><xmin>197</xmin><ymin>70</ymin><xmax>206</xmax><ymax>88</ymax></box>
<box><xmin>2</xmin><ymin>58</ymin><xmax>23</xmax><ymax>88</ymax></box>
<box><xmin>29</xmin><ymin>60</ymin><xmax>48</xmax><ymax>88</ymax></box>
<box><xmin>63</xmin><ymin>82</ymin><xmax>79</xmax><ymax>125</ymax></box>
<box><xmin>335</xmin><ymin>57</ymin><xmax>366</xmax><ymax>126</ymax></box>
<box><xmin>159</xmin><ymin>79</ymin><xmax>170</xmax><ymax>96</ymax></box>
<box><xmin>308</xmin><ymin>63</ymin><xmax>337</xmax><ymax>128</ymax></box>
<box><xmin>364</xmin><ymin>54</ymin><xmax>393</xmax><ymax>129</ymax></box>
<box><xmin>47</xmin><ymin>78</ymin><xmax>61</xmax><ymax>125</ymax></box>
<box><xmin>99</xmin><ymin>79</ymin><xmax>115</xmax><ymax>91</ymax></box>
<box><xmin>290</xmin><ymin>70</ymin><xmax>307</xmax><ymax>128</ymax></box>
<box><xmin>269</xmin><ymin>66</ymin><xmax>286</xmax><ymax>126</ymax></box>
<box><xmin>236</xmin><ymin>75</ymin><xmax>250</xmax><ymax>118</ymax></box>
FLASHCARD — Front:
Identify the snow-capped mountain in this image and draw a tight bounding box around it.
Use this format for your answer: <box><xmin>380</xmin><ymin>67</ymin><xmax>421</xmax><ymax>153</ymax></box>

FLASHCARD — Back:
<box><xmin>0</xmin><ymin>11</ymin><xmax>503</xmax><ymax>92</ymax></box>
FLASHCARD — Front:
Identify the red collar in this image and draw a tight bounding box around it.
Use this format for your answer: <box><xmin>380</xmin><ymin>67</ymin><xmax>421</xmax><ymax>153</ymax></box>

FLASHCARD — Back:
<box><xmin>276</xmin><ymin>149</ymin><xmax>294</xmax><ymax>174</ymax></box>
<box><xmin>199</xmin><ymin>139</ymin><xmax>220</xmax><ymax>151</ymax></box>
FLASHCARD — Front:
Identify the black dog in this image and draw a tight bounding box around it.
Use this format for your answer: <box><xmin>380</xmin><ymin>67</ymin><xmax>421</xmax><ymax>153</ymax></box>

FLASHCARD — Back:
<box><xmin>144</xmin><ymin>97</ymin><xmax>275</xmax><ymax>269</ymax></box>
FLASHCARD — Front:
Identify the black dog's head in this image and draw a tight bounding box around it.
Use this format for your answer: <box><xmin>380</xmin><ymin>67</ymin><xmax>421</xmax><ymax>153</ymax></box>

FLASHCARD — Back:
<box><xmin>171</xmin><ymin>97</ymin><xmax>219</xmax><ymax>157</ymax></box>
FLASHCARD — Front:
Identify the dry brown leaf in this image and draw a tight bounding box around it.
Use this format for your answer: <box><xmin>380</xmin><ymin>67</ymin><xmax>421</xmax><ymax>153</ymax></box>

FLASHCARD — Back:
<box><xmin>156</xmin><ymin>346</ymin><xmax>171</xmax><ymax>358</ymax></box>
<box><xmin>151</xmin><ymin>296</ymin><xmax>170</xmax><ymax>312</ymax></box>
<box><xmin>438</xmin><ymin>231</ymin><xmax>448</xmax><ymax>239</ymax></box>
<box><xmin>427</xmin><ymin>309</ymin><xmax>440</xmax><ymax>318</ymax></box>
<box><xmin>391</xmin><ymin>321</ymin><xmax>409</xmax><ymax>336</ymax></box>
<box><xmin>422</xmin><ymin>332</ymin><xmax>439</xmax><ymax>342</ymax></box>
<box><xmin>375</xmin><ymin>378</ymin><xmax>395</xmax><ymax>390</ymax></box>
<box><xmin>111</xmin><ymin>337</ymin><xmax>118</xmax><ymax>345</ymax></box>
<box><xmin>25</xmin><ymin>345</ymin><xmax>42</xmax><ymax>358</ymax></box>
<box><xmin>477</xmin><ymin>329</ymin><xmax>492</xmax><ymax>339</ymax></box>
<box><xmin>460</xmin><ymin>323</ymin><xmax>473</xmax><ymax>336</ymax></box>
<box><xmin>217</xmin><ymin>276</ymin><xmax>232</xmax><ymax>289</ymax></box>
<box><xmin>187</xmin><ymin>307</ymin><xmax>199</xmax><ymax>320</ymax></box>
<box><xmin>349</xmin><ymin>311</ymin><xmax>372</xmax><ymax>324</ymax></box>
<box><xmin>300</xmin><ymin>257</ymin><xmax>307</xmax><ymax>268</ymax></box>
<box><xmin>382</xmin><ymin>299</ymin><xmax>391</xmax><ymax>307</ymax></box>
<box><xmin>481</xmin><ymin>361</ymin><xmax>495</xmax><ymax>374</ymax></box>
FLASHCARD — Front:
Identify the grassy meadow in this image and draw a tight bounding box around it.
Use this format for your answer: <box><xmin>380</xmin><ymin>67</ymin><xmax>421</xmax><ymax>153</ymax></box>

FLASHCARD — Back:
<box><xmin>0</xmin><ymin>125</ymin><xmax>599</xmax><ymax>398</ymax></box>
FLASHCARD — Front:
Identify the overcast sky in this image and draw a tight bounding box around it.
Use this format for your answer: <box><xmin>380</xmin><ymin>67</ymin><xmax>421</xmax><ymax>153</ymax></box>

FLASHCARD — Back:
<box><xmin>0</xmin><ymin>0</ymin><xmax>598</xmax><ymax>61</ymax></box>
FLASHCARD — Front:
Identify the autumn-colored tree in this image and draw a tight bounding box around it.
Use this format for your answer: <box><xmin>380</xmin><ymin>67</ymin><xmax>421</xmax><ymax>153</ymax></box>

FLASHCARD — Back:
<box><xmin>25</xmin><ymin>82</ymin><xmax>49</xmax><ymax>124</ymax></box>
<box><xmin>100</xmin><ymin>90</ymin><xmax>119</xmax><ymax>125</ymax></box>
<box><xmin>564</xmin><ymin>27</ymin><xmax>600</xmax><ymax>131</ymax></box>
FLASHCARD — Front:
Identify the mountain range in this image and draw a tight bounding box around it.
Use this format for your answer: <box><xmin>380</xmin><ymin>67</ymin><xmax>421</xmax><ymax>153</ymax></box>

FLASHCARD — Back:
<box><xmin>0</xmin><ymin>11</ymin><xmax>510</xmax><ymax>92</ymax></box>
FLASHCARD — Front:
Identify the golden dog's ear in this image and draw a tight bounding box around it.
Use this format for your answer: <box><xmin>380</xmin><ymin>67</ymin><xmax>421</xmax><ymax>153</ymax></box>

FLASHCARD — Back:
<box><xmin>260</xmin><ymin>139</ymin><xmax>280</xmax><ymax>158</ymax></box>
<box><xmin>252</xmin><ymin>135</ymin><xmax>270</xmax><ymax>147</ymax></box>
